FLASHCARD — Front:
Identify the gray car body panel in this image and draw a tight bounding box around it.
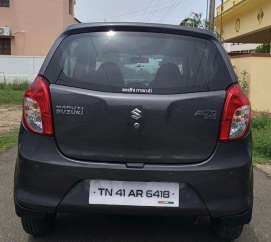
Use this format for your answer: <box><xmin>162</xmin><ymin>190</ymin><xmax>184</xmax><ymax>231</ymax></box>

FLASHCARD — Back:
<box><xmin>15</xmin><ymin>126</ymin><xmax>253</xmax><ymax>221</ymax></box>
<box><xmin>50</xmin><ymin>85</ymin><xmax>225</xmax><ymax>164</ymax></box>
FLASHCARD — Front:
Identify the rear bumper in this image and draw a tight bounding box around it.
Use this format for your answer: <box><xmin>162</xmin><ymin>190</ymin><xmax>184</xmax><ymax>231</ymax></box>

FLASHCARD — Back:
<box><xmin>14</xmin><ymin>128</ymin><xmax>253</xmax><ymax>224</ymax></box>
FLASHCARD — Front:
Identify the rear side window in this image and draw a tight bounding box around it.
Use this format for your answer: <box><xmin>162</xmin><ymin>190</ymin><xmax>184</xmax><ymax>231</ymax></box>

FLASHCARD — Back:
<box><xmin>46</xmin><ymin>31</ymin><xmax>232</xmax><ymax>94</ymax></box>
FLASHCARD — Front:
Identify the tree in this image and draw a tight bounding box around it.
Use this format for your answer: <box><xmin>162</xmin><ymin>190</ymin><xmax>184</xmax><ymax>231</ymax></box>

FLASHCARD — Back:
<box><xmin>180</xmin><ymin>12</ymin><xmax>208</xmax><ymax>28</ymax></box>
<box><xmin>255</xmin><ymin>44</ymin><xmax>271</xmax><ymax>53</ymax></box>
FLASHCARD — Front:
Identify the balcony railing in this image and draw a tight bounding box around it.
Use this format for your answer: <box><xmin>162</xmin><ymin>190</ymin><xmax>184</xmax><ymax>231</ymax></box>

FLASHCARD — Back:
<box><xmin>216</xmin><ymin>0</ymin><xmax>247</xmax><ymax>16</ymax></box>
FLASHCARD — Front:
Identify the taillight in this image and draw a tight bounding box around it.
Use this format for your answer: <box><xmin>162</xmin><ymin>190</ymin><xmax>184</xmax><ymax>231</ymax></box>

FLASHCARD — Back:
<box><xmin>219</xmin><ymin>84</ymin><xmax>251</xmax><ymax>141</ymax></box>
<box><xmin>23</xmin><ymin>76</ymin><xmax>53</xmax><ymax>135</ymax></box>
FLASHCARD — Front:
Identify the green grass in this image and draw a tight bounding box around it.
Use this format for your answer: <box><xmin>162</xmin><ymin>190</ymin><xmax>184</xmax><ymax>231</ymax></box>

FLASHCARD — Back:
<box><xmin>252</xmin><ymin>113</ymin><xmax>271</xmax><ymax>164</ymax></box>
<box><xmin>0</xmin><ymin>129</ymin><xmax>19</xmax><ymax>152</ymax></box>
<box><xmin>0</xmin><ymin>82</ymin><xmax>27</xmax><ymax>152</ymax></box>
<box><xmin>0</xmin><ymin>81</ymin><xmax>29</xmax><ymax>105</ymax></box>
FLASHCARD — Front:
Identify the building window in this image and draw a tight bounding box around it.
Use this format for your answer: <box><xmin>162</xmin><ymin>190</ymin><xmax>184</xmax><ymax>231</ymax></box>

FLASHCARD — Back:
<box><xmin>0</xmin><ymin>38</ymin><xmax>11</xmax><ymax>55</ymax></box>
<box><xmin>0</xmin><ymin>0</ymin><xmax>10</xmax><ymax>7</ymax></box>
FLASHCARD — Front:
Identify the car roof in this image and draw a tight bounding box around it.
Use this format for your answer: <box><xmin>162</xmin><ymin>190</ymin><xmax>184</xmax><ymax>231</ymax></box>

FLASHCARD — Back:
<box><xmin>63</xmin><ymin>22</ymin><xmax>217</xmax><ymax>41</ymax></box>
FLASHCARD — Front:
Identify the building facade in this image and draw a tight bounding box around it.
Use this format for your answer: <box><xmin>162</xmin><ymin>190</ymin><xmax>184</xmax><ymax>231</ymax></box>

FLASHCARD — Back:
<box><xmin>215</xmin><ymin>0</ymin><xmax>271</xmax><ymax>43</ymax></box>
<box><xmin>0</xmin><ymin>0</ymin><xmax>79</xmax><ymax>56</ymax></box>
<box><xmin>215</xmin><ymin>0</ymin><xmax>271</xmax><ymax>113</ymax></box>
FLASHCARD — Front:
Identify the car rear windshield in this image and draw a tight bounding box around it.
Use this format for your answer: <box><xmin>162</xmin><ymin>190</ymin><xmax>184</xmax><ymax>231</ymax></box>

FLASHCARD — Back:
<box><xmin>46</xmin><ymin>31</ymin><xmax>232</xmax><ymax>94</ymax></box>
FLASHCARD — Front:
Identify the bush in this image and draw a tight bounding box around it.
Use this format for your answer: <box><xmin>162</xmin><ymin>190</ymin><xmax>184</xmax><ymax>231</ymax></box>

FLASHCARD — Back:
<box><xmin>252</xmin><ymin>114</ymin><xmax>271</xmax><ymax>161</ymax></box>
<box><xmin>0</xmin><ymin>81</ymin><xmax>29</xmax><ymax>91</ymax></box>
<box><xmin>252</xmin><ymin>113</ymin><xmax>271</xmax><ymax>130</ymax></box>
<box><xmin>238</xmin><ymin>70</ymin><xmax>249</xmax><ymax>95</ymax></box>
<box><xmin>255</xmin><ymin>44</ymin><xmax>270</xmax><ymax>53</ymax></box>
<box><xmin>0</xmin><ymin>81</ymin><xmax>29</xmax><ymax>105</ymax></box>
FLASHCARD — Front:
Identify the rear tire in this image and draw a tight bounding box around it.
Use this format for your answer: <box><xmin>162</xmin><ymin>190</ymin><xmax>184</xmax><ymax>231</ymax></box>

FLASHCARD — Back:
<box><xmin>212</xmin><ymin>222</ymin><xmax>243</xmax><ymax>241</ymax></box>
<box><xmin>21</xmin><ymin>215</ymin><xmax>55</xmax><ymax>236</ymax></box>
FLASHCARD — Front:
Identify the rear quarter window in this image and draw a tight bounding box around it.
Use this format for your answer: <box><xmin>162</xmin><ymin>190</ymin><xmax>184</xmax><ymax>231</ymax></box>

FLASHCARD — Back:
<box><xmin>45</xmin><ymin>31</ymin><xmax>232</xmax><ymax>94</ymax></box>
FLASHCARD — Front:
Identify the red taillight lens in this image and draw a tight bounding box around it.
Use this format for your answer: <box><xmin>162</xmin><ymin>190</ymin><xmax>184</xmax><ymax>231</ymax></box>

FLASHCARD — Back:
<box><xmin>219</xmin><ymin>84</ymin><xmax>251</xmax><ymax>141</ymax></box>
<box><xmin>23</xmin><ymin>76</ymin><xmax>53</xmax><ymax>135</ymax></box>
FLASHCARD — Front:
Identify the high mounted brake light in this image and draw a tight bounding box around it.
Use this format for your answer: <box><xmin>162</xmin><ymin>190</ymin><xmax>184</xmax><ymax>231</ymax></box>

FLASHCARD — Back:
<box><xmin>23</xmin><ymin>76</ymin><xmax>53</xmax><ymax>135</ymax></box>
<box><xmin>219</xmin><ymin>84</ymin><xmax>251</xmax><ymax>141</ymax></box>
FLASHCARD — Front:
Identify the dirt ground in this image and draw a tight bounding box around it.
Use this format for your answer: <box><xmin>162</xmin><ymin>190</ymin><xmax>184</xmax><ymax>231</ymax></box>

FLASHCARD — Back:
<box><xmin>0</xmin><ymin>105</ymin><xmax>21</xmax><ymax>134</ymax></box>
<box><xmin>256</xmin><ymin>164</ymin><xmax>271</xmax><ymax>177</ymax></box>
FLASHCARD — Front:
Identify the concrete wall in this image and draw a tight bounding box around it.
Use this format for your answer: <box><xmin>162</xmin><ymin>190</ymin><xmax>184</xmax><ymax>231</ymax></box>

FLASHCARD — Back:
<box><xmin>231</xmin><ymin>55</ymin><xmax>271</xmax><ymax>113</ymax></box>
<box><xmin>0</xmin><ymin>0</ymin><xmax>78</xmax><ymax>56</ymax></box>
<box><xmin>0</xmin><ymin>55</ymin><xmax>45</xmax><ymax>82</ymax></box>
<box><xmin>223</xmin><ymin>43</ymin><xmax>259</xmax><ymax>53</ymax></box>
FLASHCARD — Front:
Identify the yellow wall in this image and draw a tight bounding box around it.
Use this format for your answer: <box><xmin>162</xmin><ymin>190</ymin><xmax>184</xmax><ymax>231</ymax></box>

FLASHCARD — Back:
<box><xmin>217</xmin><ymin>0</ymin><xmax>246</xmax><ymax>16</ymax></box>
<box><xmin>231</xmin><ymin>56</ymin><xmax>271</xmax><ymax>112</ymax></box>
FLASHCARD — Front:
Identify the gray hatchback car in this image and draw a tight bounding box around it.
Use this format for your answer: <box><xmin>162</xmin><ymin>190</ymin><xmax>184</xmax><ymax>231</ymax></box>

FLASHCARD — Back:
<box><xmin>14</xmin><ymin>23</ymin><xmax>253</xmax><ymax>240</ymax></box>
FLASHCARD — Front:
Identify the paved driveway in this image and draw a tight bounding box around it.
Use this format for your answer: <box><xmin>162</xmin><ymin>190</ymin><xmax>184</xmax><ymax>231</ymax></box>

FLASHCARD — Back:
<box><xmin>0</xmin><ymin>148</ymin><xmax>270</xmax><ymax>242</ymax></box>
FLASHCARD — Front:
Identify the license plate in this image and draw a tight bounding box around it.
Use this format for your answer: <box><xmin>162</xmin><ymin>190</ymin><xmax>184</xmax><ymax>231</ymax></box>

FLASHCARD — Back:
<box><xmin>89</xmin><ymin>180</ymin><xmax>179</xmax><ymax>207</ymax></box>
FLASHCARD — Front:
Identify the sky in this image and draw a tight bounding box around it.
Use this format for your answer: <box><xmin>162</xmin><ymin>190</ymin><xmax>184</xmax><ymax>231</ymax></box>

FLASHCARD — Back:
<box><xmin>75</xmin><ymin>0</ymin><xmax>222</xmax><ymax>25</ymax></box>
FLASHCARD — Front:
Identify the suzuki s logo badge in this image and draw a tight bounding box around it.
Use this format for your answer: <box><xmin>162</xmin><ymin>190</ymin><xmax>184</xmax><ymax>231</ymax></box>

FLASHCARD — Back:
<box><xmin>131</xmin><ymin>108</ymin><xmax>142</xmax><ymax>120</ymax></box>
